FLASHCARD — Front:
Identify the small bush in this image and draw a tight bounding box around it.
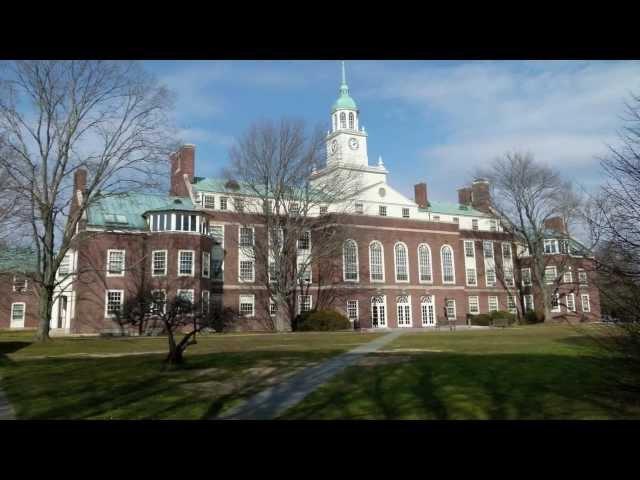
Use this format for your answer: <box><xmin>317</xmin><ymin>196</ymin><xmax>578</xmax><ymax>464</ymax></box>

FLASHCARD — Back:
<box><xmin>523</xmin><ymin>310</ymin><xmax>545</xmax><ymax>324</ymax></box>
<box><xmin>490</xmin><ymin>310</ymin><xmax>517</xmax><ymax>326</ymax></box>
<box><xmin>468</xmin><ymin>313</ymin><xmax>492</xmax><ymax>326</ymax></box>
<box><xmin>295</xmin><ymin>309</ymin><xmax>352</xmax><ymax>332</ymax></box>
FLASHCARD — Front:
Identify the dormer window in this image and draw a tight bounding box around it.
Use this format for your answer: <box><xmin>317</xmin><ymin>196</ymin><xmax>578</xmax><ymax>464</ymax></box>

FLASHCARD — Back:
<box><xmin>402</xmin><ymin>208</ymin><xmax>410</xmax><ymax>218</ymax></box>
<box><xmin>204</xmin><ymin>194</ymin><xmax>215</xmax><ymax>209</ymax></box>
<box><xmin>544</xmin><ymin>239</ymin><xmax>558</xmax><ymax>254</ymax></box>
<box><xmin>379</xmin><ymin>206</ymin><xmax>387</xmax><ymax>217</ymax></box>
<box><xmin>472</xmin><ymin>219</ymin><xmax>479</xmax><ymax>231</ymax></box>
<box><xmin>355</xmin><ymin>202</ymin><xmax>364</xmax><ymax>214</ymax></box>
<box><xmin>13</xmin><ymin>276</ymin><xmax>28</xmax><ymax>293</ymax></box>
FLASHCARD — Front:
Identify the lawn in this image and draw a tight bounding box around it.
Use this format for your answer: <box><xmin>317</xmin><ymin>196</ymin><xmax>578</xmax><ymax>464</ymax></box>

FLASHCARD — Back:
<box><xmin>281</xmin><ymin>324</ymin><xmax>640</xmax><ymax>420</ymax></box>
<box><xmin>0</xmin><ymin>330</ymin><xmax>383</xmax><ymax>419</ymax></box>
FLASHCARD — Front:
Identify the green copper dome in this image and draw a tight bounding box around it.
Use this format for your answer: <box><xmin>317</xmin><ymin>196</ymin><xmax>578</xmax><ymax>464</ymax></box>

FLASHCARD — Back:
<box><xmin>331</xmin><ymin>61</ymin><xmax>357</xmax><ymax>112</ymax></box>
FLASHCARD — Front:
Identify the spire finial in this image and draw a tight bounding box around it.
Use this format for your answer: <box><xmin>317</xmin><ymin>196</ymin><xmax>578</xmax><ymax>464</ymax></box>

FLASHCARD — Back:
<box><xmin>341</xmin><ymin>60</ymin><xmax>346</xmax><ymax>85</ymax></box>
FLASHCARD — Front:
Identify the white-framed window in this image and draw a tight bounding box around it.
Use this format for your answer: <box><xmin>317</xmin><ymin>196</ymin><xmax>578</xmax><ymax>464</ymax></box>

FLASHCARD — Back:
<box><xmin>396</xmin><ymin>295</ymin><xmax>412</xmax><ymax>327</ymax></box>
<box><xmin>468</xmin><ymin>296</ymin><xmax>480</xmax><ymax>315</ymax></box>
<box><xmin>239</xmin><ymin>226</ymin><xmax>254</xmax><ymax>247</ymax></box>
<box><xmin>349</xmin><ymin>112</ymin><xmax>354</xmax><ymax>129</ymax></box>
<box><xmin>269</xmin><ymin>261</ymin><xmax>279</xmax><ymax>284</ymax></box>
<box><xmin>178</xmin><ymin>250</ymin><xmax>195</xmax><ymax>276</ymax></box>
<box><xmin>488</xmin><ymin>296</ymin><xmax>499</xmax><ymax>312</ymax></box>
<box><xmin>340</xmin><ymin>112</ymin><xmax>346</xmax><ymax>129</ymax></box>
<box><xmin>355</xmin><ymin>202</ymin><xmax>364</xmax><ymax>214</ymax></box>
<box><xmin>446</xmin><ymin>299</ymin><xmax>456</xmax><ymax>319</ymax></box>
<box><xmin>581</xmin><ymin>294</ymin><xmax>591</xmax><ymax>313</ymax></box>
<box><xmin>219</xmin><ymin>197</ymin><xmax>228</xmax><ymax>210</ymax></box>
<box><xmin>202</xmin><ymin>290</ymin><xmax>210</xmax><ymax>314</ymax></box>
<box><xmin>298</xmin><ymin>262</ymin><xmax>311</xmax><ymax>283</ymax></box>
<box><xmin>297</xmin><ymin>231</ymin><xmax>311</xmax><ymax>251</ymax></box>
<box><xmin>394</xmin><ymin>242</ymin><xmax>409</xmax><ymax>282</ymax></box>
<box><xmin>12</xmin><ymin>276</ymin><xmax>28</xmax><ymax>293</ymax></box>
<box><xmin>347</xmin><ymin>300</ymin><xmax>359</xmax><ymax>322</ymax></box>
<box><xmin>524</xmin><ymin>294</ymin><xmax>535</xmax><ymax>312</ymax></box>
<box><xmin>152</xmin><ymin>250</ymin><xmax>167</xmax><ymax>276</ymax></box>
<box><xmin>417</xmin><ymin>243</ymin><xmax>432</xmax><ymax>283</ymax></box>
<box><xmin>239</xmin><ymin>294</ymin><xmax>255</xmax><ymax>317</ymax></box>
<box><xmin>234</xmin><ymin>197</ymin><xmax>245</xmax><ymax>213</ymax></box>
<box><xmin>490</xmin><ymin>220</ymin><xmax>498</xmax><ymax>232</ymax></box>
<box><xmin>507</xmin><ymin>294</ymin><xmax>517</xmax><ymax>314</ymax></box>
<box><xmin>544</xmin><ymin>239</ymin><xmax>558</xmax><ymax>254</ymax></box>
<box><xmin>402</xmin><ymin>208</ymin><xmax>410</xmax><ymax>218</ymax></box>
<box><xmin>290</xmin><ymin>203</ymin><xmax>300</xmax><ymax>216</ymax></box>
<box><xmin>453</xmin><ymin>217</ymin><xmax>459</xmax><ymax>224</ymax></box>
<box><xmin>563</xmin><ymin>270</ymin><xmax>573</xmax><ymax>284</ymax></box>
<box><xmin>578</xmin><ymin>270</ymin><xmax>588</xmax><ymax>285</ymax></box>
<box><xmin>472</xmin><ymin>219</ymin><xmax>479</xmax><ymax>231</ymax></box>
<box><xmin>10</xmin><ymin>302</ymin><xmax>26</xmax><ymax>325</ymax></box>
<box><xmin>210</xmin><ymin>224</ymin><xmax>224</xmax><ymax>245</ymax></box>
<box><xmin>551</xmin><ymin>293</ymin><xmax>561</xmax><ymax>312</ymax></box>
<box><xmin>501</xmin><ymin>242</ymin><xmax>512</xmax><ymax>259</ymax></box>
<box><xmin>177</xmin><ymin>289</ymin><xmax>195</xmax><ymax>305</ymax></box>
<box><xmin>269</xmin><ymin>299</ymin><xmax>278</xmax><ymax>316</ymax></box>
<box><xmin>202</xmin><ymin>251</ymin><xmax>210</xmax><ymax>278</ymax></box>
<box><xmin>486</xmin><ymin>269</ymin><xmax>496</xmax><ymax>287</ymax></box>
<box><xmin>371</xmin><ymin>295</ymin><xmax>387</xmax><ymax>328</ymax></box>
<box><xmin>466</xmin><ymin>268</ymin><xmax>477</xmax><ymax>286</ymax></box>
<box><xmin>433</xmin><ymin>215</ymin><xmax>440</xmax><ymax>222</ymax></box>
<box><xmin>319</xmin><ymin>206</ymin><xmax>328</xmax><ymax>215</ymax></box>
<box><xmin>464</xmin><ymin>240</ymin><xmax>475</xmax><ymax>258</ymax></box>
<box><xmin>369</xmin><ymin>241</ymin><xmax>385</xmax><ymax>282</ymax></box>
<box><xmin>150</xmin><ymin>289</ymin><xmax>167</xmax><ymax>315</ymax></box>
<box><xmin>566</xmin><ymin>293</ymin><xmax>576</xmax><ymax>312</ymax></box>
<box><xmin>298</xmin><ymin>295</ymin><xmax>312</xmax><ymax>314</ymax></box>
<box><xmin>504</xmin><ymin>267</ymin><xmax>515</xmax><ymax>287</ymax></box>
<box><xmin>58</xmin><ymin>253</ymin><xmax>72</xmax><ymax>277</ymax></box>
<box><xmin>483</xmin><ymin>241</ymin><xmax>493</xmax><ymax>259</ymax></box>
<box><xmin>204</xmin><ymin>194</ymin><xmax>215</xmax><ymax>209</ymax></box>
<box><xmin>544</xmin><ymin>266</ymin><xmax>557</xmax><ymax>284</ymax></box>
<box><xmin>343</xmin><ymin>239</ymin><xmax>359</xmax><ymax>282</ymax></box>
<box><xmin>521</xmin><ymin>268</ymin><xmax>532</xmax><ymax>287</ymax></box>
<box><xmin>559</xmin><ymin>239</ymin><xmax>570</xmax><ymax>254</ymax></box>
<box><xmin>174</xmin><ymin>213</ymin><xmax>198</xmax><ymax>232</ymax></box>
<box><xmin>105</xmin><ymin>290</ymin><xmax>124</xmax><ymax>318</ymax></box>
<box><xmin>379</xmin><ymin>206</ymin><xmax>387</xmax><ymax>217</ymax></box>
<box><xmin>421</xmin><ymin>295</ymin><xmax>436</xmax><ymax>326</ymax></box>
<box><xmin>106</xmin><ymin>249</ymin><xmax>125</xmax><ymax>276</ymax></box>
<box><xmin>441</xmin><ymin>244</ymin><xmax>455</xmax><ymax>284</ymax></box>
<box><xmin>239</xmin><ymin>260</ymin><xmax>255</xmax><ymax>282</ymax></box>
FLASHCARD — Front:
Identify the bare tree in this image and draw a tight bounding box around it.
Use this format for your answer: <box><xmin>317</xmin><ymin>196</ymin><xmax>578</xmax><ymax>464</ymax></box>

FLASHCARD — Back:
<box><xmin>476</xmin><ymin>152</ymin><xmax>584</xmax><ymax>321</ymax></box>
<box><xmin>0</xmin><ymin>60</ymin><xmax>176</xmax><ymax>341</ymax></box>
<box><xmin>225</xmin><ymin>118</ymin><xmax>361</xmax><ymax>331</ymax></box>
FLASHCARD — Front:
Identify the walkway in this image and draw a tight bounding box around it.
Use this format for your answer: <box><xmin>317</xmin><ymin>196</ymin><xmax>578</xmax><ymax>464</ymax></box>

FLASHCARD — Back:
<box><xmin>218</xmin><ymin>330</ymin><xmax>405</xmax><ymax>420</ymax></box>
<box><xmin>0</xmin><ymin>377</ymin><xmax>16</xmax><ymax>420</ymax></box>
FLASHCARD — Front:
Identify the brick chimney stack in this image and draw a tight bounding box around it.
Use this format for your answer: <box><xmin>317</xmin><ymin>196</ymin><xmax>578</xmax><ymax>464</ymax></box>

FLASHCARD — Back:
<box><xmin>70</xmin><ymin>168</ymin><xmax>87</xmax><ymax>230</ymax></box>
<box><xmin>471</xmin><ymin>178</ymin><xmax>491</xmax><ymax>212</ymax></box>
<box><xmin>414</xmin><ymin>183</ymin><xmax>429</xmax><ymax>208</ymax></box>
<box><xmin>457</xmin><ymin>187</ymin><xmax>473</xmax><ymax>206</ymax></box>
<box><xmin>170</xmin><ymin>144</ymin><xmax>195</xmax><ymax>198</ymax></box>
<box><xmin>544</xmin><ymin>216</ymin><xmax>567</xmax><ymax>234</ymax></box>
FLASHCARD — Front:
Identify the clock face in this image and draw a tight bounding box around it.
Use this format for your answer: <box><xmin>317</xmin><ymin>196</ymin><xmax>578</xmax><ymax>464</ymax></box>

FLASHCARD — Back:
<box><xmin>330</xmin><ymin>140</ymin><xmax>338</xmax><ymax>154</ymax></box>
<box><xmin>349</xmin><ymin>137</ymin><xmax>359</xmax><ymax>150</ymax></box>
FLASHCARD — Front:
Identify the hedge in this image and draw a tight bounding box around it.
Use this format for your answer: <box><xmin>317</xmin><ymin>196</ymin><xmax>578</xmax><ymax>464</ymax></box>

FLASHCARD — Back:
<box><xmin>294</xmin><ymin>309</ymin><xmax>352</xmax><ymax>332</ymax></box>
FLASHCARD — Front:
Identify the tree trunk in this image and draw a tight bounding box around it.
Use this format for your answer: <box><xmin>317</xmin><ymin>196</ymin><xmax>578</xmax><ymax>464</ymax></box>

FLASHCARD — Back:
<box><xmin>36</xmin><ymin>284</ymin><xmax>54</xmax><ymax>341</ymax></box>
<box><xmin>165</xmin><ymin>330</ymin><xmax>184</xmax><ymax>365</ymax></box>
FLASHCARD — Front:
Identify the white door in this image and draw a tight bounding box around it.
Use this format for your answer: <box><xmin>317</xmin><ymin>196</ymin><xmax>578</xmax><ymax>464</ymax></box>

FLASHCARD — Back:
<box><xmin>10</xmin><ymin>303</ymin><xmax>25</xmax><ymax>329</ymax></box>
<box><xmin>371</xmin><ymin>296</ymin><xmax>387</xmax><ymax>328</ymax></box>
<box><xmin>396</xmin><ymin>295</ymin><xmax>412</xmax><ymax>327</ymax></box>
<box><xmin>421</xmin><ymin>295</ymin><xmax>436</xmax><ymax>326</ymax></box>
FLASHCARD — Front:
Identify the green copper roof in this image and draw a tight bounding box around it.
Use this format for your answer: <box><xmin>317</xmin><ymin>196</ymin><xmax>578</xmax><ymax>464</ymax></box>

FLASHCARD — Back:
<box><xmin>0</xmin><ymin>247</ymin><xmax>38</xmax><ymax>273</ymax></box>
<box><xmin>331</xmin><ymin>61</ymin><xmax>357</xmax><ymax>113</ymax></box>
<box><xmin>87</xmin><ymin>193</ymin><xmax>196</xmax><ymax>229</ymax></box>
<box><xmin>420</xmin><ymin>201</ymin><xmax>491</xmax><ymax>217</ymax></box>
<box><xmin>193</xmin><ymin>177</ymin><xmax>334</xmax><ymax>202</ymax></box>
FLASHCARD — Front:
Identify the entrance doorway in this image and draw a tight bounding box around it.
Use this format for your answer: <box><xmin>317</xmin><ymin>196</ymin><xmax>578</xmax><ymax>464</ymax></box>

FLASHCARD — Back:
<box><xmin>421</xmin><ymin>295</ymin><xmax>436</xmax><ymax>327</ymax></box>
<box><xmin>57</xmin><ymin>296</ymin><xmax>68</xmax><ymax>329</ymax></box>
<box><xmin>371</xmin><ymin>295</ymin><xmax>387</xmax><ymax>328</ymax></box>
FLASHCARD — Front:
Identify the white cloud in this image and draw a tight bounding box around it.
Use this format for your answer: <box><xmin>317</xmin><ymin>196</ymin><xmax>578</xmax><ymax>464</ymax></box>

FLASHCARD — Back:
<box><xmin>177</xmin><ymin>128</ymin><xmax>235</xmax><ymax>148</ymax></box>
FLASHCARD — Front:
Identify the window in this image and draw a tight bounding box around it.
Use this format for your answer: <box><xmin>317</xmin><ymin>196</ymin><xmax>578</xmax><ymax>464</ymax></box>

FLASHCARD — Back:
<box><xmin>340</xmin><ymin>112</ymin><xmax>346</xmax><ymax>129</ymax></box>
<box><xmin>486</xmin><ymin>269</ymin><xmax>496</xmax><ymax>286</ymax></box>
<box><xmin>379</xmin><ymin>206</ymin><xmax>387</xmax><ymax>217</ymax></box>
<box><xmin>105</xmin><ymin>290</ymin><xmax>123</xmax><ymax>317</ymax></box>
<box><xmin>269</xmin><ymin>299</ymin><xmax>278</xmax><ymax>316</ymax></box>
<box><xmin>544</xmin><ymin>239</ymin><xmax>558</xmax><ymax>254</ymax></box>
<box><xmin>402</xmin><ymin>208</ymin><xmax>410</xmax><ymax>218</ymax></box>
<box><xmin>347</xmin><ymin>300</ymin><xmax>359</xmax><ymax>322</ymax></box>
<box><xmin>446</xmin><ymin>299</ymin><xmax>456</xmax><ymax>319</ymax></box>
<box><xmin>472</xmin><ymin>219</ymin><xmax>479</xmax><ymax>231</ymax></box>
<box><xmin>521</xmin><ymin>268</ymin><xmax>532</xmax><ymax>287</ymax></box>
<box><xmin>290</xmin><ymin>203</ymin><xmax>300</xmax><ymax>215</ymax></box>
<box><xmin>566</xmin><ymin>293</ymin><xmax>576</xmax><ymax>312</ymax></box>
<box><xmin>107</xmin><ymin>249</ymin><xmax>125</xmax><ymax>276</ymax></box>
<box><xmin>563</xmin><ymin>270</ymin><xmax>573</xmax><ymax>284</ymax></box>
<box><xmin>220</xmin><ymin>197</ymin><xmax>228</xmax><ymax>210</ymax></box>
<box><xmin>524</xmin><ymin>294</ymin><xmax>535</xmax><ymax>312</ymax></box>
<box><xmin>490</xmin><ymin>220</ymin><xmax>498</xmax><ymax>232</ymax></box>
<box><xmin>488</xmin><ymin>296</ymin><xmax>499</xmax><ymax>312</ymax></box>
<box><xmin>263</xmin><ymin>200</ymin><xmax>273</xmax><ymax>215</ymax></box>
<box><xmin>394</xmin><ymin>242</ymin><xmax>409</xmax><ymax>282</ymax></box>
<box><xmin>240</xmin><ymin>226</ymin><xmax>254</xmax><ymax>247</ymax></box>
<box><xmin>581</xmin><ymin>294</ymin><xmax>591</xmax><ymax>313</ymax></box>
<box><xmin>177</xmin><ymin>289</ymin><xmax>194</xmax><ymax>304</ymax></box>
<box><xmin>202</xmin><ymin>290</ymin><xmax>210</xmax><ymax>314</ymax></box>
<box><xmin>234</xmin><ymin>197</ymin><xmax>244</xmax><ymax>213</ymax></box>
<box><xmin>544</xmin><ymin>266</ymin><xmax>557</xmax><ymax>284</ymax></box>
<box><xmin>418</xmin><ymin>243</ymin><xmax>432</xmax><ymax>282</ymax></box>
<box><xmin>150</xmin><ymin>213</ymin><xmax>168</xmax><ymax>231</ymax></box>
<box><xmin>502</xmin><ymin>243</ymin><xmax>512</xmax><ymax>260</ymax></box>
<box><xmin>355</xmin><ymin>202</ymin><xmax>364</xmax><ymax>214</ymax></box>
<box><xmin>333</xmin><ymin>115</ymin><xmax>337</xmax><ymax>131</ymax></box>
<box><xmin>466</xmin><ymin>268</ymin><xmax>477</xmax><ymax>286</ymax></box>
<box><xmin>269</xmin><ymin>261</ymin><xmax>279</xmax><ymax>284</ymax></box>
<box><xmin>298</xmin><ymin>263</ymin><xmax>311</xmax><ymax>283</ymax></box>
<box><xmin>421</xmin><ymin>295</ymin><xmax>436</xmax><ymax>326</ymax></box>
<box><xmin>177</xmin><ymin>250</ymin><xmax>195</xmax><ymax>276</ymax></box>
<box><xmin>468</xmin><ymin>296</ymin><xmax>480</xmax><ymax>315</ymax></box>
<box><xmin>11</xmin><ymin>303</ymin><xmax>25</xmax><ymax>324</ymax></box>
<box><xmin>348</xmin><ymin>112</ymin><xmax>354</xmax><ymax>129</ymax></box>
<box><xmin>151</xmin><ymin>290</ymin><xmax>166</xmax><ymax>315</ymax></box>
<box><xmin>441</xmin><ymin>245</ymin><xmax>455</xmax><ymax>284</ymax></box>
<box><xmin>210</xmin><ymin>225</ymin><xmax>224</xmax><ymax>244</ymax></box>
<box><xmin>559</xmin><ymin>239</ymin><xmax>570</xmax><ymax>254</ymax></box>
<box><xmin>453</xmin><ymin>217</ymin><xmax>459</xmax><ymax>224</ymax></box>
<box><xmin>202</xmin><ymin>251</ymin><xmax>210</xmax><ymax>278</ymax></box>
<box><xmin>58</xmin><ymin>253</ymin><xmax>71</xmax><ymax>277</ymax></box>
<box><xmin>578</xmin><ymin>270</ymin><xmax>588</xmax><ymax>284</ymax></box>
<box><xmin>297</xmin><ymin>231</ymin><xmax>310</xmax><ymax>251</ymax></box>
<box><xmin>396</xmin><ymin>295</ymin><xmax>412</xmax><ymax>327</ymax></box>
<box><xmin>343</xmin><ymin>240</ymin><xmax>359</xmax><ymax>281</ymax></box>
<box><xmin>174</xmin><ymin>214</ymin><xmax>197</xmax><ymax>232</ymax></box>
<box><xmin>12</xmin><ymin>276</ymin><xmax>27</xmax><ymax>293</ymax></box>
<box><xmin>551</xmin><ymin>293</ymin><xmax>561</xmax><ymax>312</ymax></box>
<box><xmin>239</xmin><ymin>260</ymin><xmax>255</xmax><ymax>282</ymax></box>
<box><xmin>320</xmin><ymin>206</ymin><xmax>328</xmax><ymax>215</ymax></box>
<box><xmin>369</xmin><ymin>241</ymin><xmax>385</xmax><ymax>282</ymax></box>
<box><xmin>204</xmin><ymin>194</ymin><xmax>215</xmax><ymax>209</ymax></box>
<box><xmin>507</xmin><ymin>295</ymin><xmax>517</xmax><ymax>314</ymax></box>
<box><xmin>298</xmin><ymin>295</ymin><xmax>312</xmax><ymax>314</ymax></box>
<box><xmin>483</xmin><ymin>241</ymin><xmax>493</xmax><ymax>259</ymax></box>
<box><xmin>152</xmin><ymin>250</ymin><xmax>167</xmax><ymax>276</ymax></box>
<box><xmin>433</xmin><ymin>215</ymin><xmax>440</xmax><ymax>222</ymax></box>
<box><xmin>464</xmin><ymin>240</ymin><xmax>475</xmax><ymax>258</ymax></box>
<box><xmin>371</xmin><ymin>295</ymin><xmax>387</xmax><ymax>327</ymax></box>
<box><xmin>504</xmin><ymin>267</ymin><xmax>515</xmax><ymax>287</ymax></box>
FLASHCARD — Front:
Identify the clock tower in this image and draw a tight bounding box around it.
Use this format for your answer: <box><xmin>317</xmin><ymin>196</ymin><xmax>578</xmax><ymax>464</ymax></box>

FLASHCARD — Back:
<box><xmin>326</xmin><ymin>62</ymin><xmax>369</xmax><ymax>168</ymax></box>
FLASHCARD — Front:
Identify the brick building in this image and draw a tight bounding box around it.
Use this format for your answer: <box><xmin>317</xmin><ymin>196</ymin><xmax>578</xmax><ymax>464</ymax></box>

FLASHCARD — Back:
<box><xmin>0</xmin><ymin>65</ymin><xmax>601</xmax><ymax>333</ymax></box>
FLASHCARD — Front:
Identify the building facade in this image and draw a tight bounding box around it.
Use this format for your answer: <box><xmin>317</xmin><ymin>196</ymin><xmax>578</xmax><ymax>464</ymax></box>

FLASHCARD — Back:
<box><xmin>0</xmin><ymin>66</ymin><xmax>601</xmax><ymax>333</ymax></box>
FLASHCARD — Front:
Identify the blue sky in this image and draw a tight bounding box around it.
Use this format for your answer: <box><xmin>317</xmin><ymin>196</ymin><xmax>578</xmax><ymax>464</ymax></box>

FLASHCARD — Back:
<box><xmin>145</xmin><ymin>60</ymin><xmax>640</xmax><ymax>204</ymax></box>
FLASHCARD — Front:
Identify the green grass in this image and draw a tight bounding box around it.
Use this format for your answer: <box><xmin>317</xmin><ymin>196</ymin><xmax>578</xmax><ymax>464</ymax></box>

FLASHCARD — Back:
<box><xmin>0</xmin><ymin>330</ymin><xmax>382</xmax><ymax>419</ymax></box>
<box><xmin>281</xmin><ymin>324</ymin><xmax>640</xmax><ymax>420</ymax></box>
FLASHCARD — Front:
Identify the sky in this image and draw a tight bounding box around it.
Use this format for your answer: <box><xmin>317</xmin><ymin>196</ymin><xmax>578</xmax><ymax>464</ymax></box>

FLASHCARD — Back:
<box><xmin>145</xmin><ymin>60</ymin><xmax>640</xmax><ymax>205</ymax></box>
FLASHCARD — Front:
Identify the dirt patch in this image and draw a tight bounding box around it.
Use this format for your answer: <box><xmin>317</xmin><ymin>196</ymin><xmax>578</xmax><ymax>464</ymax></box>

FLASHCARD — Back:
<box><xmin>357</xmin><ymin>355</ymin><xmax>413</xmax><ymax>367</ymax></box>
<box><xmin>384</xmin><ymin>348</ymin><xmax>449</xmax><ymax>353</ymax></box>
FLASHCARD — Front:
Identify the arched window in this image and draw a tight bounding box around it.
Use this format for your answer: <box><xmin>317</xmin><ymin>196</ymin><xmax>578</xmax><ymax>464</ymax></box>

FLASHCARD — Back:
<box><xmin>343</xmin><ymin>239</ymin><xmax>359</xmax><ymax>281</ymax></box>
<box><xmin>333</xmin><ymin>115</ymin><xmax>337</xmax><ymax>132</ymax></box>
<box><xmin>369</xmin><ymin>241</ymin><xmax>384</xmax><ymax>282</ymax></box>
<box><xmin>396</xmin><ymin>295</ymin><xmax>412</xmax><ymax>327</ymax></box>
<box><xmin>340</xmin><ymin>112</ymin><xmax>346</xmax><ymax>129</ymax></box>
<box><xmin>418</xmin><ymin>243</ymin><xmax>432</xmax><ymax>282</ymax></box>
<box><xmin>394</xmin><ymin>242</ymin><xmax>409</xmax><ymax>282</ymax></box>
<box><xmin>349</xmin><ymin>112</ymin><xmax>354</xmax><ymax>129</ymax></box>
<box><xmin>441</xmin><ymin>244</ymin><xmax>455</xmax><ymax>284</ymax></box>
<box><xmin>371</xmin><ymin>295</ymin><xmax>387</xmax><ymax>328</ymax></box>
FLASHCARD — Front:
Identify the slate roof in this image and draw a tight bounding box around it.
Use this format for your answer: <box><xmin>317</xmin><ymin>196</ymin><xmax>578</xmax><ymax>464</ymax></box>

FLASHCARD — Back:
<box><xmin>420</xmin><ymin>201</ymin><xmax>491</xmax><ymax>217</ymax></box>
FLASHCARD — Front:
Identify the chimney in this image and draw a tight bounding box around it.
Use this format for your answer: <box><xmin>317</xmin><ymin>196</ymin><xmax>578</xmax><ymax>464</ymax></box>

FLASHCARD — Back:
<box><xmin>70</xmin><ymin>168</ymin><xmax>87</xmax><ymax>231</ymax></box>
<box><xmin>414</xmin><ymin>183</ymin><xmax>429</xmax><ymax>208</ymax></box>
<box><xmin>544</xmin><ymin>216</ymin><xmax>567</xmax><ymax>234</ymax></box>
<box><xmin>170</xmin><ymin>144</ymin><xmax>195</xmax><ymax>197</ymax></box>
<box><xmin>458</xmin><ymin>187</ymin><xmax>472</xmax><ymax>206</ymax></box>
<box><xmin>471</xmin><ymin>178</ymin><xmax>491</xmax><ymax>212</ymax></box>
